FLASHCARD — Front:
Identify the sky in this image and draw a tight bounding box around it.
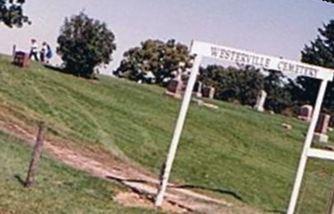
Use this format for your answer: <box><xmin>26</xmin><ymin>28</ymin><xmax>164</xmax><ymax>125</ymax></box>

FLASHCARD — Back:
<box><xmin>0</xmin><ymin>0</ymin><xmax>333</xmax><ymax>74</ymax></box>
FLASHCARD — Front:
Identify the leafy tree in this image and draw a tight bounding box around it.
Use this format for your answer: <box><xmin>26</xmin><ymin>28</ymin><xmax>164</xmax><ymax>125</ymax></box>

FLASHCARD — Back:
<box><xmin>57</xmin><ymin>12</ymin><xmax>116</xmax><ymax>78</ymax></box>
<box><xmin>199</xmin><ymin>65</ymin><xmax>264</xmax><ymax>105</ymax></box>
<box><xmin>264</xmin><ymin>70</ymin><xmax>292</xmax><ymax>113</ymax></box>
<box><xmin>199</xmin><ymin>65</ymin><xmax>293</xmax><ymax>112</ymax></box>
<box><xmin>0</xmin><ymin>0</ymin><xmax>30</xmax><ymax>27</ymax></box>
<box><xmin>114</xmin><ymin>39</ymin><xmax>193</xmax><ymax>85</ymax></box>
<box><xmin>292</xmin><ymin>20</ymin><xmax>334</xmax><ymax>113</ymax></box>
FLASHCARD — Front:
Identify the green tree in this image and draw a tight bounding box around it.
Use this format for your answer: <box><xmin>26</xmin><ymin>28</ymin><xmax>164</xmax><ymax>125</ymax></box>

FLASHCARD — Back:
<box><xmin>0</xmin><ymin>0</ymin><xmax>30</xmax><ymax>27</ymax></box>
<box><xmin>199</xmin><ymin>65</ymin><xmax>293</xmax><ymax>112</ymax></box>
<box><xmin>199</xmin><ymin>65</ymin><xmax>264</xmax><ymax>105</ymax></box>
<box><xmin>264</xmin><ymin>70</ymin><xmax>292</xmax><ymax>113</ymax></box>
<box><xmin>57</xmin><ymin>12</ymin><xmax>116</xmax><ymax>78</ymax></box>
<box><xmin>114</xmin><ymin>39</ymin><xmax>193</xmax><ymax>85</ymax></box>
<box><xmin>292</xmin><ymin>20</ymin><xmax>334</xmax><ymax>113</ymax></box>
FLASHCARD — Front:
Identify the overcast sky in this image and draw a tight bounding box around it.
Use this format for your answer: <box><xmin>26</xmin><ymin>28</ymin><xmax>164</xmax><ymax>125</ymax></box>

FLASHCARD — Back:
<box><xmin>0</xmin><ymin>0</ymin><xmax>333</xmax><ymax>74</ymax></box>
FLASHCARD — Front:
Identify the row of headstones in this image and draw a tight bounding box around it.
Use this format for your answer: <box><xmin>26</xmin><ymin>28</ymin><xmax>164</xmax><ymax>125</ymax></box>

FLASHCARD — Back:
<box><xmin>166</xmin><ymin>79</ymin><xmax>331</xmax><ymax>143</ymax></box>
<box><xmin>166</xmin><ymin>78</ymin><xmax>215</xmax><ymax>99</ymax></box>
<box><xmin>166</xmin><ymin>77</ymin><xmax>267</xmax><ymax>107</ymax></box>
<box><xmin>298</xmin><ymin>105</ymin><xmax>331</xmax><ymax>143</ymax></box>
<box><xmin>254</xmin><ymin>91</ymin><xmax>331</xmax><ymax>143</ymax></box>
<box><xmin>255</xmin><ymin>90</ymin><xmax>331</xmax><ymax>143</ymax></box>
<box><xmin>166</xmin><ymin>78</ymin><xmax>267</xmax><ymax>111</ymax></box>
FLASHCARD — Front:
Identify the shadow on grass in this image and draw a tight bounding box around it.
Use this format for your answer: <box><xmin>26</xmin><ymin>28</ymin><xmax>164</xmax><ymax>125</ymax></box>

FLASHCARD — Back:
<box><xmin>172</xmin><ymin>184</ymin><xmax>244</xmax><ymax>201</ymax></box>
<box><xmin>43</xmin><ymin>64</ymin><xmax>70</xmax><ymax>75</ymax></box>
<box><xmin>14</xmin><ymin>174</ymin><xmax>26</xmax><ymax>187</ymax></box>
<box><xmin>106</xmin><ymin>175</ymin><xmax>243</xmax><ymax>201</ymax></box>
<box><xmin>264</xmin><ymin>209</ymin><xmax>286</xmax><ymax>214</ymax></box>
<box><xmin>43</xmin><ymin>64</ymin><xmax>99</xmax><ymax>80</ymax></box>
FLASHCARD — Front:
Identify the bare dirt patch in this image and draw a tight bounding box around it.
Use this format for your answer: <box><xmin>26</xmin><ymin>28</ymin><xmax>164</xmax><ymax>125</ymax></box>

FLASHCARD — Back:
<box><xmin>115</xmin><ymin>192</ymin><xmax>190</xmax><ymax>214</ymax></box>
<box><xmin>0</xmin><ymin>121</ymin><xmax>261</xmax><ymax>213</ymax></box>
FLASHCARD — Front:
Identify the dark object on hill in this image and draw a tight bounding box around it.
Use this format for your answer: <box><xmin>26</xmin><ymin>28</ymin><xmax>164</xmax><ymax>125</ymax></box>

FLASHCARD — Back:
<box><xmin>12</xmin><ymin>51</ymin><xmax>29</xmax><ymax>68</ymax></box>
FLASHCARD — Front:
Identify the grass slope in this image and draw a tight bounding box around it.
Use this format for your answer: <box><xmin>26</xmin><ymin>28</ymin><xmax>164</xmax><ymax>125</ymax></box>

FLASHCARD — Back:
<box><xmin>1</xmin><ymin>55</ymin><xmax>334</xmax><ymax>213</ymax></box>
<box><xmin>0</xmin><ymin>131</ymin><xmax>156</xmax><ymax>213</ymax></box>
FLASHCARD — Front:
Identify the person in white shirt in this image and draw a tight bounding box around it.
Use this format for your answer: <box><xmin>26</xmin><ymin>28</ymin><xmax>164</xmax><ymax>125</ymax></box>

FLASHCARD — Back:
<box><xmin>29</xmin><ymin>39</ymin><xmax>39</xmax><ymax>61</ymax></box>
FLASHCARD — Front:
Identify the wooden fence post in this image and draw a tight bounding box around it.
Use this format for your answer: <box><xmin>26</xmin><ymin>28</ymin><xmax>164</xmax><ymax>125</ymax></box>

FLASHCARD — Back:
<box><xmin>25</xmin><ymin>122</ymin><xmax>46</xmax><ymax>187</ymax></box>
<box><xmin>327</xmin><ymin>187</ymin><xmax>334</xmax><ymax>214</ymax></box>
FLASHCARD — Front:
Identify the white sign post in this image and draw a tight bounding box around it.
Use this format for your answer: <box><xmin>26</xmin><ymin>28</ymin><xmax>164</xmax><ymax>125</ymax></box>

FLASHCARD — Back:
<box><xmin>287</xmin><ymin>79</ymin><xmax>328</xmax><ymax>214</ymax></box>
<box><xmin>155</xmin><ymin>41</ymin><xmax>334</xmax><ymax>213</ymax></box>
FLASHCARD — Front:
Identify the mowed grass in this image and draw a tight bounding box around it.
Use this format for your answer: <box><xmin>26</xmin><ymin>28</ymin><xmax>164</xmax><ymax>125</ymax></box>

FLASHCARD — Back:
<box><xmin>1</xmin><ymin>55</ymin><xmax>334</xmax><ymax>213</ymax></box>
<box><xmin>0</xmin><ymin>131</ymin><xmax>157</xmax><ymax>214</ymax></box>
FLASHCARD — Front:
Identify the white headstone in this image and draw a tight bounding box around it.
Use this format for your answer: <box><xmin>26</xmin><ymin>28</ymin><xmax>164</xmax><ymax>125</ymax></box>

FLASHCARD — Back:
<box><xmin>254</xmin><ymin>90</ymin><xmax>267</xmax><ymax>112</ymax></box>
<box><xmin>208</xmin><ymin>87</ymin><xmax>215</xmax><ymax>99</ymax></box>
<box><xmin>195</xmin><ymin>81</ymin><xmax>203</xmax><ymax>98</ymax></box>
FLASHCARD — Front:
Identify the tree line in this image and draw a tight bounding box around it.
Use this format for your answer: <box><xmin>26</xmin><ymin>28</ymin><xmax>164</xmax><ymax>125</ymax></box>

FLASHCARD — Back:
<box><xmin>114</xmin><ymin>20</ymin><xmax>334</xmax><ymax>116</ymax></box>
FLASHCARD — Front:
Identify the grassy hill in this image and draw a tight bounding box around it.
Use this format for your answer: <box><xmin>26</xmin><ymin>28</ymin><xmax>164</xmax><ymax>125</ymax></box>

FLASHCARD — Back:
<box><xmin>1</xmin><ymin>55</ymin><xmax>334</xmax><ymax>213</ymax></box>
<box><xmin>0</xmin><ymin>130</ymin><xmax>157</xmax><ymax>213</ymax></box>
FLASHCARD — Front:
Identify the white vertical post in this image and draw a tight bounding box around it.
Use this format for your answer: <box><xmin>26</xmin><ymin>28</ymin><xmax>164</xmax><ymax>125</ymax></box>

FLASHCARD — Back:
<box><xmin>287</xmin><ymin>80</ymin><xmax>328</xmax><ymax>214</ymax></box>
<box><xmin>155</xmin><ymin>55</ymin><xmax>202</xmax><ymax>207</ymax></box>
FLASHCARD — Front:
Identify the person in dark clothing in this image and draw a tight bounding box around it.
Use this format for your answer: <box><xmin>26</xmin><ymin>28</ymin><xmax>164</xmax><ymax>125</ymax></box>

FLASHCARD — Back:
<box><xmin>40</xmin><ymin>42</ymin><xmax>52</xmax><ymax>64</ymax></box>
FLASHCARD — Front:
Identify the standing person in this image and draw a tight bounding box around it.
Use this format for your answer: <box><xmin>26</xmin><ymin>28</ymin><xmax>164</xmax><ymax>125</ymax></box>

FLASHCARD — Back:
<box><xmin>29</xmin><ymin>39</ymin><xmax>39</xmax><ymax>61</ymax></box>
<box><xmin>41</xmin><ymin>42</ymin><xmax>52</xmax><ymax>64</ymax></box>
<box><xmin>40</xmin><ymin>43</ymin><xmax>46</xmax><ymax>63</ymax></box>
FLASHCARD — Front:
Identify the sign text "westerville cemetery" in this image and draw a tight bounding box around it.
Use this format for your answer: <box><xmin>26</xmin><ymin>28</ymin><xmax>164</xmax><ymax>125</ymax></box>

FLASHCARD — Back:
<box><xmin>190</xmin><ymin>41</ymin><xmax>334</xmax><ymax>81</ymax></box>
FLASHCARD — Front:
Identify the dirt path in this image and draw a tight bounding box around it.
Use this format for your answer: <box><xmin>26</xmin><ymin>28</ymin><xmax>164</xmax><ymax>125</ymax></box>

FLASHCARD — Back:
<box><xmin>0</xmin><ymin>121</ymin><xmax>260</xmax><ymax>213</ymax></box>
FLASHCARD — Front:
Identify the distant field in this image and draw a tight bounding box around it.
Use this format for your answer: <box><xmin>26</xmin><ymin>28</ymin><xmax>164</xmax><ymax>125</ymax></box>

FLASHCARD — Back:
<box><xmin>0</xmin><ymin>131</ymin><xmax>157</xmax><ymax>213</ymax></box>
<box><xmin>1</xmin><ymin>55</ymin><xmax>334</xmax><ymax>213</ymax></box>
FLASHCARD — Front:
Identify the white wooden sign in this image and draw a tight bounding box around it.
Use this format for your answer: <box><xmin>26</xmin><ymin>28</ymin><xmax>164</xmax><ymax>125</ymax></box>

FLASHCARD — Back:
<box><xmin>155</xmin><ymin>41</ymin><xmax>334</xmax><ymax>214</ymax></box>
<box><xmin>191</xmin><ymin>41</ymin><xmax>333</xmax><ymax>81</ymax></box>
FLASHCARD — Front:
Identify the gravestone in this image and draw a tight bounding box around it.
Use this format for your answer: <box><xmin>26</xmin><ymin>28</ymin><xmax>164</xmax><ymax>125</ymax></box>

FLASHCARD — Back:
<box><xmin>13</xmin><ymin>51</ymin><xmax>30</xmax><ymax>68</ymax></box>
<box><xmin>314</xmin><ymin>113</ymin><xmax>331</xmax><ymax>143</ymax></box>
<box><xmin>202</xmin><ymin>86</ymin><xmax>215</xmax><ymax>99</ymax></box>
<box><xmin>298</xmin><ymin>105</ymin><xmax>313</xmax><ymax>122</ymax></box>
<box><xmin>193</xmin><ymin>81</ymin><xmax>203</xmax><ymax>98</ymax></box>
<box><xmin>208</xmin><ymin>87</ymin><xmax>215</xmax><ymax>99</ymax></box>
<box><xmin>254</xmin><ymin>90</ymin><xmax>267</xmax><ymax>112</ymax></box>
<box><xmin>165</xmin><ymin>77</ymin><xmax>184</xmax><ymax>99</ymax></box>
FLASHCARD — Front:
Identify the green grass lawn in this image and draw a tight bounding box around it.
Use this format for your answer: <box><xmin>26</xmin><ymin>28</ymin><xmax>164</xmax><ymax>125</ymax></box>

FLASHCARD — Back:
<box><xmin>0</xmin><ymin>130</ymin><xmax>157</xmax><ymax>214</ymax></box>
<box><xmin>1</xmin><ymin>55</ymin><xmax>334</xmax><ymax>213</ymax></box>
